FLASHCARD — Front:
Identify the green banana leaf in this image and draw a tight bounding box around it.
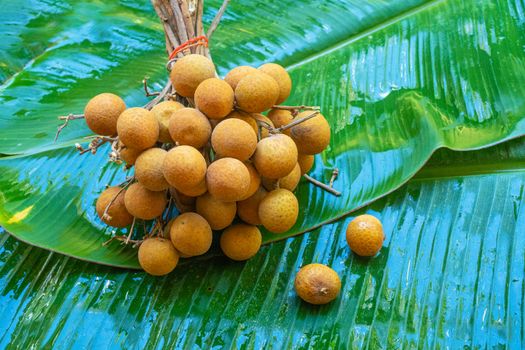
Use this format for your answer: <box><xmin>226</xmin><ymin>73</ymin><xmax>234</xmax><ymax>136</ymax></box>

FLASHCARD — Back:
<box><xmin>1</xmin><ymin>137</ymin><xmax>524</xmax><ymax>348</ymax></box>
<box><xmin>1</xmin><ymin>0</ymin><xmax>525</xmax><ymax>267</ymax></box>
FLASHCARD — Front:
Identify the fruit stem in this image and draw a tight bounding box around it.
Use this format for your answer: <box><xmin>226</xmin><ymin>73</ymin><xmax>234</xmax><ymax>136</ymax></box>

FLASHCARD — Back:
<box><xmin>271</xmin><ymin>105</ymin><xmax>320</xmax><ymax>112</ymax></box>
<box><xmin>54</xmin><ymin>114</ymin><xmax>84</xmax><ymax>142</ymax></box>
<box><xmin>206</xmin><ymin>0</ymin><xmax>230</xmax><ymax>39</ymax></box>
<box><xmin>101</xmin><ymin>178</ymin><xmax>134</xmax><ymax>221</ymax></box>
<box><xmin>303</xmin><ymin>174</ymin><xmax>341</xmax><ymax>196</ymax></box>
<box><xmin>143</xmin><ymin>77</ymin><xmax>161</xmax><ymax>97</ymax></box>
<box><xmin>125</xmin><ymin>217</ymin><xmax>137</xmax><ymax>244</ymax></box>
<box><xmin>272</xmin><ymin>111</ymin><xmax>319</xmax><ymax>134</ymax></box>
<box><xmin>329</xmin><ymin>168</ymin><xmax>339</xmax><ymax>188</ymax></box>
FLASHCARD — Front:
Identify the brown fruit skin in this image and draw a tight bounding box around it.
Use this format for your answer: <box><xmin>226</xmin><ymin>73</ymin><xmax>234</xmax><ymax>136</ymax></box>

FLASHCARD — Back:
<box><xmin>290</xmin><ymin>112</ymin><xmax>331</xmax><ymax>155</ymax></box>
<box><xmin>224</xmin><ymin>66</ymin><xmax>257</xmax><ymax>90</ymax></box>
<box><xmin>163</xmin><ymin>145</ymin><xmax>207</xmax><ymax>189</ymax></box>
<box><xmin>84</xmin><ymin>93</ymin><xmax>126</xmax><ymax>136</ymax></box>
<box><xmin>297</xmin><ymin>154</ymin><xmax>314</xmax><ymax>175</ymax></box>
<box><xmin>211</xmin><ymin>118</ymin><xmax>257</xmax><ymax>161</ymax></box>
<box><xmin>170</xmin><ymin>212</ymin><xmax>212</xmax><ymax>257</ymax></box>
<box><xmin>346</xmin><ymin>215</ymin><xmax>385</xmax><ymax>257</ymax></box>
<box><xmin>175</xmin><ymin>178</ymin><xmax>207</xmax><ymax>197</ymax></box>
<box><xmin>138</xmin><ymin>238</ymin><xmax>179</xmax><ymax>276</ymax></box>
<box><xmin>134</xmin><ymin>148</ymin><xmax>170</xmax><ymax>191</ymax></box>
<box><xmin>194</xmin><ymin>78</ymin><xmax>234</xmax><ymax>119</ymax></box>
<box><xmin>206</xmin><ymin>158</ymin><xmax>250</xmax><ymax>202</ymax></box>
<box><xmin>95</xmin><ymin>187</ymin><xmax>133</xmax><ymax>228</ymax></box>
<box><xmin>235</xmin><ymin>72</ymin><xmax>279</xmax><ymax>113</ymax></box>
<box><xmin>119</xmin><ymin>143</ymin><xmax>142</xmax><ymax>166</ymax></box>
<box><xmin>151</xmin><ymin>101</ymin><xmax>184</xmax><ymax>143</ymax></box>
<box><xmin>169</xmin><ymin>54</ymin><xmax>215</xmax><ymax>97</ymax></box>
<box><xmin>196</xmin><ymin>192</ymin><xmax>236</xmax><ymax>230</ymax></box>
<box><xmin>253</xmin><ymin>134</ymin><xmax>298</xmax><ymax>179</ymax></box>
<box><xmin>124</xmin><ymin>183</ymin><xmax>167</xmax><ymax>220</ymax></box>
<box><xmin>220</xmin><ymin>224</ymin><xmax>262</xmax><ymax>261</ymax></box>
<box><xmin>117</xmin><ymin>107</ymin><xmax>159</xmax><ymax>151</ymax></box>
<box><xmin>258</xmin><ymin>188</ymin><xmax>299</xmax><ymax>233</ymax></box>
<box><xmin>252</xmin><ymin>114</ymin><xmax>274</xmax><ymax>139</ymax></box>
<box><xmin>267</xmin><ymin>108</ymin><xmax>293</xmax><ymax>134</ymax></box>
<box><xmin>240</xmin><ymin>163</ymin><xmax>261</xmax><ymax>200</ymax></box>
<box><xmin>262</xmin><ymin>162</ymin><xmax>301</xmax><ymax>192</ymax></box>
<box><xmin>168</xmin><ymin>108</ymin><xmax>211</xmax><ymax>148</ymax></box>
<box><xmin>258</xmin><ymin>63</ymin><xmax>292</xmax><ymax>104</ymax></box>
<box><xmin>169</xmin><ymin>187</ymin><xmax>196</xmax><ymax>213</ymax></box>
<box><xmin>294</xmin><ymin>264</ymin><xmax>341</xmax><ymax>305</ymax></box>
<box><xmin>226</xmin><ymin>110</ymin><xmax>259</xmax><ymax>135</ymax></box>
<box><xmin>237</xmin><ymin>187</ymin><xmax>267</xmax><ymax>225</ymax></box>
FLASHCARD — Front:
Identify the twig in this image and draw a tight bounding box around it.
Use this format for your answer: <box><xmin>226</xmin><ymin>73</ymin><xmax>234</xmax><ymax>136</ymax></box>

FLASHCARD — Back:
<box><xmin>271</xmin><ymin>111</ymin><xmax>319</xmax><ymax>134</ymax></box>
<box><xmin>101</xmin><ymin>178</ymin><xmax>134</xmax><ymax>222</ymax></box>
<box><xmin>144</xmin><ymin>81</ymin><xmax>173</xmax><ymax>110</ymax></box>
<box><xmin>206</xmin><ymin>0</ymin><xmax>230</xmax><ymax>39</ymax></box>
<box><xmin>329</xmin><ymin>168</ymin><xmax>339</xmax><ymax>188</ymax></box>
<box><xmin>271</xmin><ymin>105</ymin><xmax>320</xmax><ymax>111</ymax></box>
<box><xmin>126</xmin><ymin>217</ymin><xmax>137</xmax><ymax>244</ymax></box>
<box><xmin>143</xmin><ymin>77</ymin><xmax>161</xmax><ymax>96</ymax></box>
<box><xmin>54</xmin><ymin>114</ymin><xmax>84</xmax><ymax>142</ymax></box>
<box><xmin>303</xmin><ymin>174</ymin><xmax>341</xmax><ymax>196</ymax></box>
<box><xmin>103</xmin><ymin>235</ymin><xmax>143</xmax><ymax>248</ymax></box>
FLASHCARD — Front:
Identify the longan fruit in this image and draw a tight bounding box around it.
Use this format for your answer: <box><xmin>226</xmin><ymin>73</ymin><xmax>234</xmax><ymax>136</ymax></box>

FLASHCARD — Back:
<box><xmin>211</xmin><ymin>118</ymin><xmax>257</xmax><ymax>161</ymax></box>
<box><xmin>168</xmin><ymin>108</ymin><xmax>211</xmax><ymax>148</ymax></box>
<box><xmin>267</xmin><ymin>108</ymin><xmax>293</xmax><ymax>134</ymax></box>
<box><xmin>175</xmin><ymin>178</ymin><xmax>207</xmax><ymax>197</ymax></box>
<box><xmin>294</xmin><ymin>264</ymin><xmax>341</xmax><ymax>305</ymax></box>
<box><xmin>95</xmin><ymin>186</ymin><xmax>133</xmax><ymax>228</ymax></box>
<box><xmin>117</xmin><ymin>107</ymin><xmax>159</xmax><ymax>151</ymax></box>
<box><xmin>297</xmin><ymin>154</ymin><xmax>314</xmax><ymax>175</ymax></box>
<box><xmin>346</xmin><ymin>215</ymin><xmax>385</xmax><ymax>257</ymax></box>
<box><xmin>262</xmin><ymin>162</ymin><xmax>301</xmax><ymax>192</ymax></box>
<box><xmin>258</xmin><ymin>63</ymin><xmax>292</xmax><ymax>104</ymax></box>
<box><xmin>206</xmin><ymin>158</ymin><xmax>250</xmax><ymax>202</ymax></box>
<box><xmin>240</xmin><ymin>163</ymin><xmax>261</xmax><ymax>200</ymax></box>
<box><xmin>290</xmin><ymin>111</ymin><xmax>331</xmax><ymax>155</ymax></box>
<box><xmin>138</xmin><ymin>237</ymin><xmax>179</xmax><ymax>276</ymax></box>
<box><xmin>124</xmin><ymin>182</ymin><xmax>167</xmax><ymax>220</ymax></box>
<box><xmin>170</xmin><ymin>212</ymin><xmax>212</xmax><ymax>257</ymax></box>
<box><xmin>237</xmin><ymin>187</ymin><xmax>267</xmax><ymax>225</ymax></box>
<box><xmin>220</xmin><ymin>224</ymin><xmax>262</xmax><ymax>261</ymax></box>
<box><xmin>163</xmin><ymin>145</ymin><xmax>207</xmax><ymax>189</ymax></box>
<box><xmin>253</xmin><ymin>134</ymin><xmax>298</xmax><ymax>179</ymax></box>
<box><xmin>196</xmin><ymin>192</ymin><xmax>236</xmax><ymax>230</ymax></box>
<box><xmin>194</xmin><ymin>78</ymin><xmax>234</xmax><ymax>119</ymax></box>
<box><xmin>258</xmin><ymin>188</ymin><xmax>298</xmax><ymax>233</ymax></box>
<box><xmin>118</xmin><ymin>142</ymin><xmax>142</xmax><ymax>166</ymax></box>
<box><xmin>226</xmin><ymin>110</ymin><xmax>258</xmax><ymax>135</ymax></box>
<box><xmin>84</xmin><ymin>93</ymin><xmax>126</xmax><ymax>136</ymax></box>
<box><xmin>235</xmin><ymin>71</ymin><xmax>279</xmax><ymax>113</ymax></box>
<box><xmin>151</xmin><ymin>100</ymin><xmax>184</xmax><ymax>143</ymax></box>
<box><xmin>134</xmin><ymin>148</ymin><xmax>169</xmax><ymax>191</ymax></box>
<box><xmin>224</xmin><ymin>65</ymin><xmax>257</xmax><ymax>90</ymax></box>
<box><xmin>252</xmin><ymin>114</ymin><xmax>274</xmax><ymax>139</ymax></box>
<box><xmin>170</xmin><ymin>54</ymin><xmax>215</xmax><ymax>97</ymax></box>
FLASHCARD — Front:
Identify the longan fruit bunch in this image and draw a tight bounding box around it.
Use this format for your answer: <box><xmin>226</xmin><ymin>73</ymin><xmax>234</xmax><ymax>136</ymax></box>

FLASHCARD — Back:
<box><xmin>79</xmin><ymin>54</ymin><xmax>331</xmax><ymax>276</ymax></box>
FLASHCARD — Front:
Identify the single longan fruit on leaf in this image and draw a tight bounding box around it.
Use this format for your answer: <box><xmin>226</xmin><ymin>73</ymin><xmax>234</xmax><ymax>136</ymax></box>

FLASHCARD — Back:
<box><xmin>237</xmin><ymin>186</ymin><xmax>267</xmax><ymax>225</ymax></box>
<box><xmin>220</xmin><ymin>224</ymin><xmax>262</xmax><ymax>261</ymax></box>
<box><xmin>294</xmin><ymin>264</ymin><xmax>341</xmax><ymax>305</ymax></box>
<box><xmin>124</xmin><ymin>182</ymin><xmax>167</xmax><ymax>220</ymax></box>
<box><xmin>118</xmin><ymin>142</ymin><xmax>142</xmax><ymax>166</ymax></box>
<box><xmin>262</xmin><ymin>162</ymin><xmax>301</xmax><ymax>192</ymax></box>
<box><xmin>240</xmin><ymin>163</ymin><xmax>261</xmax><ymax>200</ymax></box>
<box><xmin>196</xmin><ymin>192</ymin><xmax>236</xmax><ymax>230</ymax></box>
<box><xmin>290</xmin><ymin>112</ymin><xmax>331</xmax><ymax>155</ymax></box>
<box><xmin>211</xmin><ymin>118</ymin><xmax>257</xmax><ymax>161</ymax></box>
<box><xmin>163</xmin><ymin>145</ymin><xmax>207</xmax><ymax>189</ymax></box>
<box><xmin>224</xmin><ymin>65</ymin><xmax>257</xmax><ymax>90</ymax></box>
<box><xmin>206</xmin><ymin>158</ymin><xmax>250</xmax><ymax>202</ymax></box>
<box><xmin>297</xmin><ymin>154</ymin><xmax>314</xmax><ymax>175</ymax></box>
<box><xmin>253</xmin><ymin>134</ymin><xmax>298</xmax><ymax>179</ymax></box>
<box><xmin>194</xmin><ymin>78</ymin><xmax>234</xmax><ymax>119</ymax></box>
<box><xmin>134</xmin><ymin>148</ymin><xmax>169</xmax><ymax>191</ymax></box>
<box><xmin>84</xmin><ymin>93</ymin><xmax>126</xmax><ymax>136</ymax></box>
<box><xmin>151</xmin><ymin>100</ymin><xmax>184</xmax><ymax>143</ymax></box>
<box><xmin>175</xmin><ymin>178</ymin><xmax>207</xmax><ymax>197</ymax></box>
<box><xmin>138</xmin><ymin>237</ymin><xmax>179</xmax><ymax>276</ymax></box>
<box><xmin>170</xmin><ymin>54</ymin><xmax>215</xmax><ymax>97</ymax></box>
<box><xmin>235</xmin><ymin>72</ymin><xmax>279</xmax><ymax>113</ymax></box>
<box><xmin>267</xmin><ymin>108</ymin><xmax>293</xmax><ymax>134</ymax></box>
<box><xmin>117</xmin><ymin>107</ymin><xmax>159</xmax><ymax>151</ymax></box>
<box><xmin>258</xmin><ymin>188</ymin><xmax>298</xmax><ymax>233</ymax></box>
<box><xmin>170</xmin><ymin>212</ymin><xmax>212</xmax><ymax>257</ymax></box>
<box><xmin>258</xmin><ymin>63</ymin><xmax>292</xmax><ymax>104</ymax></box>
<box><xmin>168</xmin><ymin>108</ymin><xmax>211</xmax><ymax>148</ymax></box>
<box><xmin>96</xmin><ymin>186</ymin><xmax>133</xmax><ymax>228</ymax></box>
<box><xmin>346</xmin><ymin>214</ymin><xmax>385</xmax><ymax>257</ymax></box>
<box><xmin>226</xmin><ymin>110</ymin><xmax>258</xmax><ymax>135</ymax></box>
